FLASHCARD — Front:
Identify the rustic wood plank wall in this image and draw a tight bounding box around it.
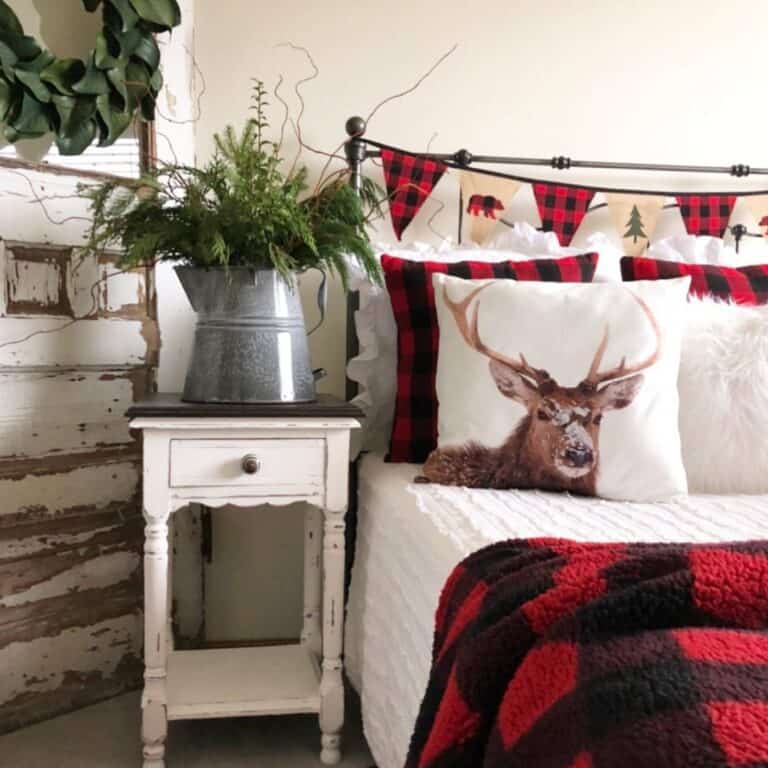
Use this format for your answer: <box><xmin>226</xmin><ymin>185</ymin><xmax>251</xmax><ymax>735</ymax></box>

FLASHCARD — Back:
<box><xmin>0</xmin><ymin>169</ymin><xmax>158</xmax><ymax>732</ymax></box>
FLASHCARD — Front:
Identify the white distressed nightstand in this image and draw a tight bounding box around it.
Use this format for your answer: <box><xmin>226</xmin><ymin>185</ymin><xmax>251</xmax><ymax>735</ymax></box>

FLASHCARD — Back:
<box><xmin>127</xmin><ymin>393</ymin><xmax>361</xmax><ymax>768</ymax></box>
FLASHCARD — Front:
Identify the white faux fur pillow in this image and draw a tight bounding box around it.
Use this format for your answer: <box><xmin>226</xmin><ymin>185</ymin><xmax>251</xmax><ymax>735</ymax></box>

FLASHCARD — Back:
<box><xmin>680</xmin><ymin>297</ymin><xmax>768</xmax><ymax>494</ymax></box>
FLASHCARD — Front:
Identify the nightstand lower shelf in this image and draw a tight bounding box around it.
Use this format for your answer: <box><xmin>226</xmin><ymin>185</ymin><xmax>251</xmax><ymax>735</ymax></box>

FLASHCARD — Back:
<box><xmin>165</xmin><ymin>645</ymin><xmax>321</xmax><ymax>721</ymax></box>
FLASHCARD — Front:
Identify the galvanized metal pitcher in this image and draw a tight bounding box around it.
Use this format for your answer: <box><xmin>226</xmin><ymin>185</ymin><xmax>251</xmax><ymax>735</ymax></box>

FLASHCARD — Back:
<box><xmin>175</xmin><ymin>266</ymin><xmax>326</xmax><ymax>404</ymax></box>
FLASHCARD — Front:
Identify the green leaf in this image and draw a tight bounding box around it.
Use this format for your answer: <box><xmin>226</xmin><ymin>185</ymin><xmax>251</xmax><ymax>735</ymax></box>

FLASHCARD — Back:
<box><xmin>106</xmin><ymin>0</ymin><xmax>139</xmax><ymax>33</ymax></box>
<box><xmin>106</xmin><ymin>64</ymin><xmax>128</xmax><ymax>109</ymax></box>
<box><xmin>14</xmin><ymin>51</ymin><xmax>56</xmax><ymax>103</ymax></box>
<box><xmin>0</xmin><ymin>1</ymin><xmax>23</xmax><ymax>35</ymax></box>
<box><xmin>94</xmin><ymin>31</ymin><xmax>119</xmax><ymax>69</ymax></box>
<box><xmin>41</xmin><ymin>58</ymin><xmax>86</xmax><ymax>94</ymax></box>
<box><xmin>73</xmin><ymin>54</ymin><xmax>109</xmax><ymax>95</ymax></box>
<box><xmin>0</xmin><ymin>30</ymin><xmax>42</xmax><ymax>63</ymax></box>
<box><xmin>125</xmin><ymin>59</ymin><xmax>150</xmax><ymax>105</ymax></box>
<box><xmin>53</xmin><ymin>92</ymin><xmax>99</xmax><ymax>152</ymax></box>
<box><xmin>0</xmin><ymin>77</ymin><xmax>16</xmax><ymax>121</ymax></box>
<box><xmin>132</xmin><ymin>34</ymin><xmax>159</xmax><ymax>71</ymax></box>
<box><xmin>15</xmin><ymin>68</ymin><xmax>50</xmax><ymax>102</ymax></box>
<box><xmin>82</xmin><ymin>0</ymin><xmax>103</xmax><ymax>10</ymax></box>
<box><xmin>95</xmin><ymin>92</ymin><xmax>132</xmax><ymax>145</ymax></box>
<box><xmin>149</xmin><ymin>66</ymin><xmax>162</xmax><ymax>94</ymax></box>
<box><xmin>0</xmin><ymin>40</ymin><xmax>18</xmax><ymax>81</ymax></box>
<box><xmin>128</xmin><ymin>0</ymin><xmax>180</xmax><ymax>30</ymax></box>
<box><xmin>114</xmin><ymin>27</ymin><xmax>142</xmax><ymax>58</ymax></box>
<box><xmin>53</xmin><ymin>92</ymin><xmax>96</xmax><ymax>130</ymax></box>
<box><xmin>6</xmin><ymin>91</ymin><xmax>50</xmax><ymax>139</ymax></box>
<box><xmin>55</xmin><ymin>116</ymin><xmax>97</xmax><ymax>155</ymax></box>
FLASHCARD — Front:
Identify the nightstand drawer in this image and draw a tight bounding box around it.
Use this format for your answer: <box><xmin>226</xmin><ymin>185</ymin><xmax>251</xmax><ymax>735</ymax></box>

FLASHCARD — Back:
<box><xmin>169</xmin><ymin>438</ymin><xmax>325</xmax><ymax>489</ymax></box>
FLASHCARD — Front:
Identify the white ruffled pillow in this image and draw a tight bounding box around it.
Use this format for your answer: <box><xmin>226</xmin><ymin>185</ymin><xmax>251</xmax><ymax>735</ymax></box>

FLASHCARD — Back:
<box><xmin>648</xmin><ymin>235</ymin><xmax>755</xmax><ymax>267</ymax></box>
<box><xmin>484</xmin><ymin>222</ymin><xmax>624</xmax><ymax>282</ymax></box>
<box><xmin>680</xmin><ymin>296</ymin><xmax>768</xmax><ymax>494</ymax></box>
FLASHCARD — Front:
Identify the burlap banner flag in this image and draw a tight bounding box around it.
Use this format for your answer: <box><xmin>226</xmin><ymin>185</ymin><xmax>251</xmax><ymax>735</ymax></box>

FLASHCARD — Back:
<box><xmin>381</xmin><ymin>148</ymin><xmax>448</xmax><ymax>240</ymax></box>
<box><xmin>459</xmin><ymin>170</ymin><xmax>522</xmax><ymax>244</ymax></box>
<box><xmin>532</xmin><ymin>183</ymin><xmax>595</xmax><ymax>246</ymax></box>
<box><xmin>605</xmin><ymin>193</ymin><xmax>666</xmax><ymax>256</ymax></box>
<box><xmin>675</xmin><ymin>195</ymin><xmax>737</xmax><ymax>238</ymax></box>
<box><xmin>743</xmin><ymin>194</ymin><xmax>768</xmax><ymax>237</ymax></box>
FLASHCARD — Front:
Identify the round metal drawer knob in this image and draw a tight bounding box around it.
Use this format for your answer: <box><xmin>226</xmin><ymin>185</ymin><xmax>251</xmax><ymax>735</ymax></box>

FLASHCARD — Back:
<box><xmin>241</xmin><ymin>455</ymin><xmax>261</xmax><ymax>475</ymax></box>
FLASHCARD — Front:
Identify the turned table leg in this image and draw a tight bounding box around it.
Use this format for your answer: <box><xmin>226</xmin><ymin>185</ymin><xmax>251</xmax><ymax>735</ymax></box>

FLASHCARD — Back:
<box><xmin>320</xmin><ymin>509</ymin><xmax>345</xmax><ymax>765</ymax></box>
<box><xmin>319</xmin><ymin>430</ymin><xmax>350</xmax><ymax>765</ymax></box>
<box><xmin>301</xmin><ymin>506</ymin><xmax>323</xmax><ymax>658</ymax></box>
<box><xmin>141</xmin><ymin>435</ymin><xmax>171</xmax><ymax>768</ymax></box>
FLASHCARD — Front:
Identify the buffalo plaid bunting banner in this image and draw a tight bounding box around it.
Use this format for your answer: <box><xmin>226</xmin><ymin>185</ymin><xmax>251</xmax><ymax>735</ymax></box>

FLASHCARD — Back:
<box><xmin>407</xmin><ymin>538</ymin><xmax>768</xmax><ymax>768</ymax></box>
<box><xmin>382</xmin><ymin>253</ymin><xmax>599</xmax><ymax>463</ymax></box>
<box><xmin>532</xmin><ymin>183</ymin><xmax>596</xmax><ymax>246</ymax></box>
<box><xmin>622</xmin><ymin>255</ymin><xmax>768</xmax><ymax>305</ymax></box>
<box><xmin>381</xmin><ymin>148</ymin><xmax>448</xmax><ymax>240</ymax></box>
<box><xmin>675</xmin><ymin>194</ymin><xmax>737</xmax><ymax>237</ymax></box>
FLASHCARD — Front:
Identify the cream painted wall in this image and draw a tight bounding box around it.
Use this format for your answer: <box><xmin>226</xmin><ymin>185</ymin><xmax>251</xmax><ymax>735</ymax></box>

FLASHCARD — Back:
<box><xmin>14</xmin><ymin>1</ymin><xmax>101</xmax><ymax>59</ymax></box>
<box><xmin>193</xmin><ymin>0</ymin><xmax>768</xmax><ymax>395</ymax></box>
<box><xmin>182</xmin><ymin>0</ymin><xmax>768</xmax><ymax>641</ymax></box>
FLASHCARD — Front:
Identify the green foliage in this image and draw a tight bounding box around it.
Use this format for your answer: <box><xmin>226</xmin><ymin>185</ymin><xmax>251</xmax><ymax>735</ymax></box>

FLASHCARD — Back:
<box><xmin>81</xmin><ymin>81</ymin><xmax>383</xmax><ymax>290</ymax></box>
<box><xmin>0</xmin><ymin>0</ymin><xmax>180</xmax><ymax>154</ymax></box>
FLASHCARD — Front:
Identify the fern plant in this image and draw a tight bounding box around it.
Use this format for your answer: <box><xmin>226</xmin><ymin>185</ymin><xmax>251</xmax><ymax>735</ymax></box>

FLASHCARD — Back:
<box><xmin>80</xmin><ymin>80</ymin><xmax>382</xmax><ymax>289</ymax></box>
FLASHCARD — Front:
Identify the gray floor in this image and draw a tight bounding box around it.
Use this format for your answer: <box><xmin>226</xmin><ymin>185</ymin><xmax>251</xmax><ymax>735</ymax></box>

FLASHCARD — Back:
<box><xmin>0</xmin><ymin>691</ymin><xmax>374</xmax><ymax>767</ymax></box>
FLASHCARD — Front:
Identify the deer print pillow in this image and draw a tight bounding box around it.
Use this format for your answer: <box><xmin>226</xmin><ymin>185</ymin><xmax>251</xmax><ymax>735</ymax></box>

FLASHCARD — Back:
<box><xmin>424</xmin><ymin>274</ymin><xmax>691</xmax><ymax>501</ymax></box>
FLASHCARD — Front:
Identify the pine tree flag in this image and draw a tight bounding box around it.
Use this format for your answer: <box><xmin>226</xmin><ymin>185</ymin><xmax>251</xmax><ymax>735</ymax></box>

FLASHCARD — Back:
<box><xmin>605</xmin><ymin>193</ymin><xmax>665</xmax><ymax>255</ymax></box>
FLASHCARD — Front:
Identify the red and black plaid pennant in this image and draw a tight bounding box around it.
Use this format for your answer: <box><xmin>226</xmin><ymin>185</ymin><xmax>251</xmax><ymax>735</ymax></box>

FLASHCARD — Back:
<box><xmin>381</xmin><ymin>148</ymin><xmax>448</xmax><ymax>240</ymax></box>
<box><xmin>675</xmin><ymin>194</ymin><xmax>737</xmax><ymax>237</ymax></box>
<box><xmin>532</xmin><ymin>183</ymin><xmax>595</xmax><ymax>246</ymax></box>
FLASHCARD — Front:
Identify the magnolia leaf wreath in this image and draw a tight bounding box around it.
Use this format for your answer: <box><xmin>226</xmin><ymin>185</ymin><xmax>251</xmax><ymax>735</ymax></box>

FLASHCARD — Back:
<box><xmin>0</xmin><ymin>0</ymin><xmax>181</xmax><ymax>155</ymax></box>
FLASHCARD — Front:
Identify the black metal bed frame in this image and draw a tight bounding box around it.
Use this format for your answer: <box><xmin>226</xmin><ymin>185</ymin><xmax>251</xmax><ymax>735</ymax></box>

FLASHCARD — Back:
<box><xmin>343</xmin><ymin>115</ymin><xmax>768</xmax><ymax>187</ymax></box>
<box><xmin>342</xmin><ymin>113</ymin><xmax>768</xmax><ymax>399</ymax></box>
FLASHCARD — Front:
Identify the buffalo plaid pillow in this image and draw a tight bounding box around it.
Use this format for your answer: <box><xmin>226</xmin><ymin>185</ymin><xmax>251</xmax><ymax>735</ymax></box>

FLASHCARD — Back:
<box><xmin>621</xmin><ymin>256</ymin><xmax>768</xmax><ymax>305</ymax></box>
<box><xmin>383</xmin><ymin>252</ymin><xmax>599</xmax><ymax>463</ymax></box>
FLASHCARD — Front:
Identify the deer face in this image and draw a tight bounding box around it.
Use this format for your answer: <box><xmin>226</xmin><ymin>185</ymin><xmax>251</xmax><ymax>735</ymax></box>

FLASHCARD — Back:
<box><xmin>489</xmin><ymin>358</ymin><xmax>644</xmax><ymax>479</ymax></box>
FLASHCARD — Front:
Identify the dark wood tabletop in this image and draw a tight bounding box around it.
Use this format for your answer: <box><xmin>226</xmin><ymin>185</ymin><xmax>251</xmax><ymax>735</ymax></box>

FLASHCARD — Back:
<box><xmin>126</xmin><ymin>393</ymin><xmax>364</xmax><ymax>419</ymax></box>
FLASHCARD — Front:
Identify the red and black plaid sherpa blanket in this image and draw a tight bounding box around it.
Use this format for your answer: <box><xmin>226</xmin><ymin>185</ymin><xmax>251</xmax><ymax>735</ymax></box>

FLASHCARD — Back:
<box><xmin>406</xmin><ymin>538</ymin><xmax>768</xmax><ymax>768</ymax></box>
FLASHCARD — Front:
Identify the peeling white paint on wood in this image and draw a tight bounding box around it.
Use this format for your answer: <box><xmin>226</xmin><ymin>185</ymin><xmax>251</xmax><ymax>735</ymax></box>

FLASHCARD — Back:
<box><xmin>0</xmin><ymin>235</ymin><xmax>154</xmax><ymax>730</ymax></box>
<box><xmin>0</xmin><ymin>318</ymin><xmax>151</xmax><ymax>367</ymax></box>
<box><xmin>1</xmin><ymin>551</ymin><xmax>140</xmax><ymax>608</ymax></box>
<box><xmin>0</xmin><ymin>611</ymin><xmax>142</xmax><ymax>729</ymax></box>
<box><xmin>0</xmin><ymin>369</ymin><xmax>138</xmax><ymax>460</ymax></box>
<box><xmin>0</xmin><ymin>461</ymin><xmax>139</xmax><ymax>527</ymax></box>
<box><xmin>7</xmin><ymin>257</ymin><xmax>62</xmax><ymax>311</ymax></box>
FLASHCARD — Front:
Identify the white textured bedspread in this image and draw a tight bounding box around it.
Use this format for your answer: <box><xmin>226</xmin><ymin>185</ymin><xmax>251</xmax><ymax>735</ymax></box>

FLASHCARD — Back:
<box><xmin>344</xmin><ymin>453</ymin><xmax>768</xmax><ymax>768</ymax></box>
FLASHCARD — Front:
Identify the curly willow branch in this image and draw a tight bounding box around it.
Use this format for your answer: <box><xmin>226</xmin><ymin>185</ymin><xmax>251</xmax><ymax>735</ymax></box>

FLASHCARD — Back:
<box><xmin>276</xmin><ymin>42</ymin><xmax>320</xmax><ymax>177</ymax></box>
<box><xmin>154</xmin><ymin>41</ymin><xmax>208</xmax><ymax>127</ymax></box>
<box><xmin>313</xmin><ymin>44</ymin><xmax>458</xmax><ymax>192</ymax></box>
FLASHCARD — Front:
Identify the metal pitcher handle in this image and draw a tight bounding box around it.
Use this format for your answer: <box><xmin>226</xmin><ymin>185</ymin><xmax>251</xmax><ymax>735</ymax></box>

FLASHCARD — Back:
<box><xmin>304</xmin><ymin>268</ymin><xmax>327</xmax><ymax>336</ymax></box>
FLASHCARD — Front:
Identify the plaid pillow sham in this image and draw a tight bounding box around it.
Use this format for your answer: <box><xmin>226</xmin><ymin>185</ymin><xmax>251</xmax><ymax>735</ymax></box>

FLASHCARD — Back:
<box><xmin>621</xmin><ymin>255</ymin><xmax>768</xmax><ymax>305</ymax></box>
<box><xmin>382</xmin><ymin>252</ymin><xmax>600</xmax><ymax>463</ymax></box>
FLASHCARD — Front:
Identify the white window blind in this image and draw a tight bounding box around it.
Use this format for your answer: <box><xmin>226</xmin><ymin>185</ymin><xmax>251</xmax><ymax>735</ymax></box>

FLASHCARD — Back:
<box><xmin>0</xmin><ymin>136</ymin><xmax>142</xmax><ymax>179</ymax></box>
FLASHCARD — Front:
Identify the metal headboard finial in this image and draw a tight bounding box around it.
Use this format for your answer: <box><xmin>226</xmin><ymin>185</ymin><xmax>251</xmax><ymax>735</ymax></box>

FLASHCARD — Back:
<box><xmin>345</xmin><ymin>116</ymin><xmax>367</xmax><ymax>194</ymax></box>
